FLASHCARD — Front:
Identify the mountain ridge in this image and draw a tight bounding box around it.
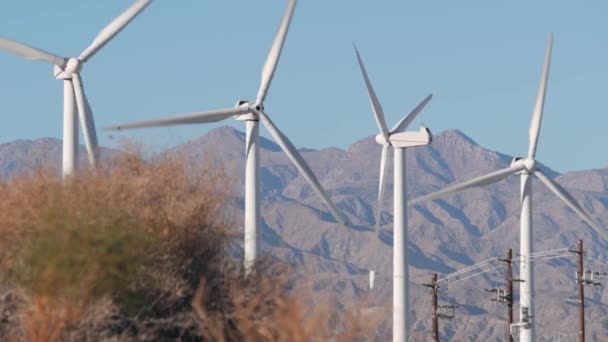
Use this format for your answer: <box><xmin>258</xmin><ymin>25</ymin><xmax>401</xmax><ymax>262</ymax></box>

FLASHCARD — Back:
<box><xmin>0</xmin><ymin>126</ymin><xmax>606</xmax><ymax>340</ymax></box>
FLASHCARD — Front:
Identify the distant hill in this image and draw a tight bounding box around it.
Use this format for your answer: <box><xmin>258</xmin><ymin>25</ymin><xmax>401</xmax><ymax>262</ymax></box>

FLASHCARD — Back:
<box><xmin>0</xmin><ymin>138</ymin><xmax>117</xmax><ymax>178</ymax></box>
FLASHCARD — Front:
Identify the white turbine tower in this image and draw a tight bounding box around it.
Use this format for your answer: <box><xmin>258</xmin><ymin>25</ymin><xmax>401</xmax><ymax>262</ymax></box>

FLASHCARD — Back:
<box><xmin>0</xmin><ymin>0</ymin><xmax>152</xmax><ymax>177</ymax></box>
<box><xmin>354</xmin><ymin>44</ymin><xmax>433</xmax><ymax>342</ymax></box>
<box><xmin>411</xmin><ymin>34</ymin><xmax>608</xmax><ymax>342</ymax></box>
<box><xmin>106</xmin><ymin>0</ymin><xmax>346</xmax><ymax>271</ymax></box>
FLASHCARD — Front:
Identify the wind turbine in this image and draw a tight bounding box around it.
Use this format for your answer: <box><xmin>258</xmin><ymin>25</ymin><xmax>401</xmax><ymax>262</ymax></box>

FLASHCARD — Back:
<box><xmin>410</xmin><ymin>34</ymin><xmax>607</xmax><ymax>342</ymax></box>
<box><xmin>354</xmin><ymin>44</ymin><xmax>433</xmax><ymax>342</ymax></box>
<box><xmin>106</xmin><ymin>0</ymin><xmax>346</xmax><ymax>271</ymax></box>
<box><xmin>0</xmin><ymin>0</ymin><xmax>152</xmax><ymax>177</ymax></box>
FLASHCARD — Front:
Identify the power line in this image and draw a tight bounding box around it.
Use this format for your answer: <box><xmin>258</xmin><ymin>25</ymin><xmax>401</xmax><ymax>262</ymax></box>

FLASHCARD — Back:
<box><xmin>446</xmin><ymin>264</ymin><xmax>501</xmax><ymax>286</ymax></box>
<box><xmin>439</xmin><ymin>257</ymin><xmax>498</xmax><ymax>282</ymax></box>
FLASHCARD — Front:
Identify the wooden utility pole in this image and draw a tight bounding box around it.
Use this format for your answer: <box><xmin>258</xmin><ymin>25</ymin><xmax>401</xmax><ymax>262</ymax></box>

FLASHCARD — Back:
<box><xmin>486</xmin><ymin>249</ymin><xmax>523</xmax><ymax>342</ymax></box>
<box><xmin>424</xmin><ymin>273</ymin><xmax>457</xmax><ymax>341</ymax></box>
<box><xmin>499</xmin><ymin>249</ymin><xmax>514</xmax><ymax>342</ymax></box>
<box><xmin>424</xmin><ymin>273</ymin><xmax>439</xmax><ymax>342</ymax></box>
<box><xmin>570</xmin><ymin>239</ymin><xmax>586</xmax><ymax>342</ymax></box>
<box><xmin>578</xmin><ymin>240</ymin><xmax>585</xmax><ymax>342</ymax></box>
<box><xmin>568</xmin><ymin>239</ymin><xmax>608</xmax><ymax>342</ymax></box>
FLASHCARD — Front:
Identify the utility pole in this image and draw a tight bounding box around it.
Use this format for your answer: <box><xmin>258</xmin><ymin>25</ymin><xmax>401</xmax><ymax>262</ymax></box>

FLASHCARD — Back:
<box><xmin>568</xmin><ymin>239</ymin><xmax>608</xmax><ymax>342</ymax></box>
<box><xmin>496</xmin><ymin>248</ymin><xmax>514</xmax><ymax>342</ymax></box>
<box><xmin>486</xmin><ymin>249</ymin><xmax>523</xmax><ymax>342</ymax></box>
<box><xmin>577</xmin><ymin>240</ymin><xmax>585</xmax><ymax>342</ymax></box>
<box><xmin>500</xmin><ymin>249</ymin><xmax>517</xmax><ymax>342</ymax></box>
<box><xmin>570</xmin><ymin>239</ymin><xmax>586</xmax><ymax>342</ymax></box>
<box><xmin>424</xmin><ymin>273</ymin><xmax>439</xmax><ymax>342</ymax></box>
<box><xmin>424</xmin><ymin>273</ymin><xmax>456</xmax><ymax>342</ymax></box>
<box><xmin>500</xmin><ymin>249</ymin><xmax>514</xmax><ymax>342</ymax></box>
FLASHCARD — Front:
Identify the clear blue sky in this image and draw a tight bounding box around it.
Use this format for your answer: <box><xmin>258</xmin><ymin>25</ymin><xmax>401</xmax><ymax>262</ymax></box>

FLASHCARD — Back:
<box><xmin>1</xmin><ymin>1</ymin><xmax>607</xmax><ymax>173</ymax></box>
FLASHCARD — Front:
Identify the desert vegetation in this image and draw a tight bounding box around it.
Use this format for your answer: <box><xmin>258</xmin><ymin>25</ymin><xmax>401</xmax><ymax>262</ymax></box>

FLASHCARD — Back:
<box><xmin>0</xmin><ymin>151</ymin><xmax>375</xmax><ymax>341</ymax></box>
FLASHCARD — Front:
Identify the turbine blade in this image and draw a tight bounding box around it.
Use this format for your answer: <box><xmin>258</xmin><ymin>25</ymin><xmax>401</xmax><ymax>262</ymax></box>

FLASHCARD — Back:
<box><xmin>82</xmin><ymin>84</ymin><xmax>98</xmax><ymax>147</ymax></box>
<box><xmin>535</xmin><ymin>170</ymin><xmax>608</xmax><ymax>240</ymax></box>
<box><xmin>255</xmin><ymin>0</ymin><xmax>297</xmax><ymax>103</ymax></box>
<box><xmin>410</xmin><ymin>162</ymin><xmax>525</xmax><ymax>205</ymax></box>
<box><xmin>105</xmin><ymin>107</ymin><xmax>246</xmax><ymax>131</ymax></box>
<box><xmin>376</xmin><ymin>145</ymin><xmax>390</xmax><ymax>231</ymax></box>
<box><xmin>258</xmin><ymin>110</ymin><xmax>347</xmax><ymax>227</ymax></box>
<box><xmin>390</xmin><ymin>94</ymin><xmax>433</xmax><ymax>133</ymax></box>
<box><xmin>0</xmin><ymin>37</ymin><xmax>66</xmax><ymax>66</ymax></box>
<box><xmin>527</xmin><ymin>33</ymin><xmax>553</xmax><ymax>159</ymax></box>
<box><xmin>72</xmin><ymin>75</ymin><xmax>99</xmax><ymax>168</ymax></box>
<box><xmin>79</xmin><ymin>0</ymin><xmax>152</xmax><ymax>62</ymax></box>
<box><xmin>353</xmin><ymin>43</ymin><xmax>390</xmax><ymax>143</ymax></box>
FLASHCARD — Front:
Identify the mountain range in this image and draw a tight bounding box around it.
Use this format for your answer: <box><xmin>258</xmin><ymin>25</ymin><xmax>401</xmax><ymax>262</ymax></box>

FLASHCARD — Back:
<box><xmin>2</xmin><ymin>126</ymin><xmax>607</xmax><ymax>341</ymax></box>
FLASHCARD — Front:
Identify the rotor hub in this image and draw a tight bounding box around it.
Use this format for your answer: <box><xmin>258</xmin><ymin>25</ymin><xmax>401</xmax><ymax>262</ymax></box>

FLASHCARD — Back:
<box><xmin>54</xmin><ymin>58</ymin><xmax>82</xmax><ymax>80</ymax></box>
<box><xmin>251</xmin><ymin>101</ymin><xmax>264</xmax><ymax>112</ymax></box>
<box><xmin>234</xmin><ymin>100</ymin><xmax>259</xmax><ymax>121</ymax></box>
<box><xmin>374</xmin><ymin>134</ymin><xmax>391</xmax><ymax>146</ymax></box>
<box><xmin>523</xmin><ymin>158</ymin><xmax>536</xmax><ymax>172</ymax></box>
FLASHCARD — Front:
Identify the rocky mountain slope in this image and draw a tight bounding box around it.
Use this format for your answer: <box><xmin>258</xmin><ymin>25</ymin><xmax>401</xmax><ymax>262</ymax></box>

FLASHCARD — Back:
<box><xmin>0</xmin><ymin>138</ymin><xmax>117</xmax><ymax>178</ymax></box>
<box><xmin>1</xmin><ymin>127</ymin><xmax>607</xmax><ymax>340</ymax></box>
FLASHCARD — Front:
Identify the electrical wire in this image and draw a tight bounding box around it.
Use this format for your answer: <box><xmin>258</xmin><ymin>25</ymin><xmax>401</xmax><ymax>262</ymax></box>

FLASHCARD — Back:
<box><xmin>529</xmin><ymin>253</ymin><xmax>571</xmax><ymax>263</ymax></box>
<box><xmin>449</xmin><ymin>264</ymin><xmax>501</xmax><ymax>286</ymax></box>
<box><xmin>513</xmin><ymin>251</ymin><xmax>571</xmax><ymax>264</ymax></box>
<box><xmin>439</xmin><ymin>257</ymin><xmax>498</xmax><ymax>282</ymax></box>
<box><xmin>527</xmin><ymin>247</ymin><xmax>571</xmax><ymax>257</ymax></box>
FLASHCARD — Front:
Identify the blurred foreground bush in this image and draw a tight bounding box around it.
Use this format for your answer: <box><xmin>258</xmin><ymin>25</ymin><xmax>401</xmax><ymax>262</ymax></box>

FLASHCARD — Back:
<box><xmin>0</xmin><ymin>152</ymin><xmax>376</xmax><ymax>341</ymax></box>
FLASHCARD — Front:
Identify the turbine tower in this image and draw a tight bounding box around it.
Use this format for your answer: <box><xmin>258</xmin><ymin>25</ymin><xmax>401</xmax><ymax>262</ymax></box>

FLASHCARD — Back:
<box><xmin>0</xmin><ymin>0</ymin><xmax>152</xmax><ymax>178</ymax></box>
<box><xmin>410</xmin><ymin>34</ymin><xmax>607</xmax><ymax>342</ymax></box>
<box><xmin>354</xmin><ymin>44</ymin><xmax>433</xmax><ymax>342</ymax></box>
<box><xmin>106</xmin><ymin>0</ymin><xmax>346</xmax><ymax>272</ymax></box>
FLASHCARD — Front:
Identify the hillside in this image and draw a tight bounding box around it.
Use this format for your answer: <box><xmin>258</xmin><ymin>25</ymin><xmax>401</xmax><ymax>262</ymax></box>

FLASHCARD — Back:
<box><xmin>1</xmin><ymin>127</ymin><xmax>607</xmax><ymax>340</ymax></box>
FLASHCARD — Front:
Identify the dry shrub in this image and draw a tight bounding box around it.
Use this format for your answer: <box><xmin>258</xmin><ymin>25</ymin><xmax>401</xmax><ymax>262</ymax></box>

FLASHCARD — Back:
<box><xmin>20</xmin><ymin>296</ymin><xmax>84</xmax><ymax>342</ymax></box>
<box><xmin>0</xmin><ymin>151</ymin><xmax>233</xmax><ymax>340</ymax></box>
<box><xmin>192</xmin><ymin>260</ymin><xmax>379</xmax><ymax>341</ymax></box>
<box><xmin>0</xmin><ymin>149</ymin><xmax>377</xmax><ymax>341</ymax></box>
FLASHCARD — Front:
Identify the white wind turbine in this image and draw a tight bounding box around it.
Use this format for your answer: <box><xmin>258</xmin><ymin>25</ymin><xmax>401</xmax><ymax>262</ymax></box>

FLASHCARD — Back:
<box><xmin>410</xmin><ymin>34</ymin><xmax>607</xmax><ymax>342</ymax></box>
<box><xmin>354</xmin><ymin>44</ymin><xmax>433</xmax><ymax>342</ymax></box>
<box><xmin>0</xmin><ymin>0</ymin><xmax>152</xmax><ymax>177</ymax></box>
<box><xmin>106</xmin><ymin>0</ymin><xmax>347</xmax><ymax>271</ymax></box>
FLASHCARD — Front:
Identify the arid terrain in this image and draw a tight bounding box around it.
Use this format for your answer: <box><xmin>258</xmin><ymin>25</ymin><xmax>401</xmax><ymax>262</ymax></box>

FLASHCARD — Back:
<box><xmin>1</xmin><ymin>126</ymin><xmax>607</xmax><ymax>341</ymax></box>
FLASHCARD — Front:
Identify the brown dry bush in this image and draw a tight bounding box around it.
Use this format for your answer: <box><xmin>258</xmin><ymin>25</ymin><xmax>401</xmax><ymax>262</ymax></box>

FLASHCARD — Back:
<box><xmin>0</xmin><ymin>151</ymin><xmax>234</xmax><ymax>340</ymax></box>
<box><xmin>191</xmin><ymin>259</ymin><xmax>379</xmax><ymax>342</ymax></box>
<box><xmin>0</xmin><ymin>150</ymin><xmax>377</xmax><ymax>341</ymax></box>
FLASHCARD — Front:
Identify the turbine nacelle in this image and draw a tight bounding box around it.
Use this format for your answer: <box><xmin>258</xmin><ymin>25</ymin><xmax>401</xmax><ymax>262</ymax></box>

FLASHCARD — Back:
<box><xmin>390</xmin><ymin>127</ymin><xmax>432</xmax><ymax>148</ymax></box>
<box><xmin>235</xmin><ymin>100</ymin><xmax>251</xmax><ymax>108</ymax></box>
<box><xmin>53</xmin><ymin>58</ymin><xmax>82</xmax><ymax>80</ymax></box>
<box><xmin>375</xmin><ymin>127</ymin><xmax>432</xmax><ymax>148</ymax></box>
<box><xmin>511</xmin><ymin>157</ymin><xmax>536</xmax><ymax>173</ymax></box>
<box><xmin>234</xmin><ymin>100</ymin><xmax>259</xmax><ymax>121</ymax></box>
